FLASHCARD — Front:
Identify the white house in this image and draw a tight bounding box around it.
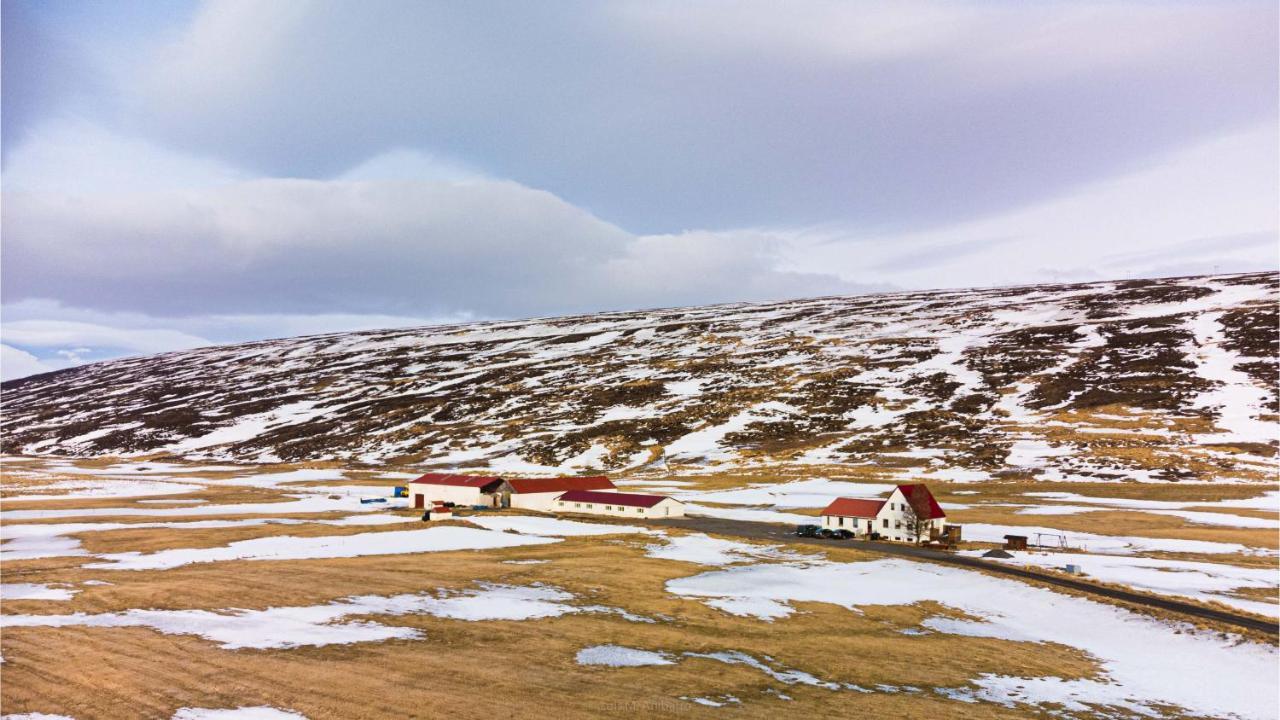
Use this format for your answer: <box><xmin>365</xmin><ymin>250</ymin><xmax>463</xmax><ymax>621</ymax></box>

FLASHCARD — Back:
<box><xmin>507</xmin><ymin>476</ymin><xmax>616</xmax><ymax>512</ymax></box>
<box><xmin>555</xmin><ymin>489</ymin><xmax>685</xmax><ymax>519</ymax></box>
<box><xmin>820</xmin><ymin>484</ymin><xmax>947</xmax><ymax>542</ymax></box>
<box><xmin>407</xmin><ymin>473</ymin><xmax>506</xmax><ymax>509</ymax></box>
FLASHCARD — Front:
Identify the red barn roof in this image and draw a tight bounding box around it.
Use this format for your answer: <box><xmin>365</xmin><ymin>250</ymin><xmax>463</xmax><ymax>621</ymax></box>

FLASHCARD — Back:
<box><xmin>821</xmin><ymin>497</ymin><xmax>886</xmax><ymax>518</ymax></box>
<box><xmin>558</xmin><ymin>489</ymin><xmax>672</xmax><ymax>508</ymax></box>
<box><xmin>410</xmin><ymin>473</ymin><xmax>503</xmax><ymax>490</ymax></box>
<box><xmin>897</xmin><ymin>483</ymin><xmax>946</xmax><ymax>520</ymax></box>
<box><xmin>507</xmin><ymin>476</ymin><xmax>615</xmax><ymax>494</ymax></box>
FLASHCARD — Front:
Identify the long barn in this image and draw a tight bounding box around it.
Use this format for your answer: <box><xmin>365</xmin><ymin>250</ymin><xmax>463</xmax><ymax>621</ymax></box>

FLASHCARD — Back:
<box><xmin>555</xmin><ymin>489</ymin><xmax>685</xmax><ymax>519</ymax></box>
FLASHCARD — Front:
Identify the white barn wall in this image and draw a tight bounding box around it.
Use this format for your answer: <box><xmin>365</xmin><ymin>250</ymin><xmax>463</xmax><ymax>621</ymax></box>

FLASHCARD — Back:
<box><xmin>408</xmin><ymin>485</ymin><xmax>484</xmax><ymax>508</ymax></box>
<box><xmin>554</xmin><ymin>497</ymin><xmax>684</xmax><ymax>519</ymax></box>
<box><xmin>511</xmin><ymin>489</ymin><xmax>616</xmax><ymax>513</ymax></box>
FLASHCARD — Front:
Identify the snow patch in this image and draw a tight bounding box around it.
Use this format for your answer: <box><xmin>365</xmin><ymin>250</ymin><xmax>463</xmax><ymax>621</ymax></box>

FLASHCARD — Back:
<box><xmin>576</xmin><ymin>645</ymin><xmax>674</xmax><ymax>667</ymax></box>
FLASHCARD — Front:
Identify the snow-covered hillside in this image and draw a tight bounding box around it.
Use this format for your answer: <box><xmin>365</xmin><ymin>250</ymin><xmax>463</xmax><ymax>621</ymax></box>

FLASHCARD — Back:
<box><xmin>3</xmin><ymin>272</ymin><xmax>1276</xmax><ymax>481</ymax></box>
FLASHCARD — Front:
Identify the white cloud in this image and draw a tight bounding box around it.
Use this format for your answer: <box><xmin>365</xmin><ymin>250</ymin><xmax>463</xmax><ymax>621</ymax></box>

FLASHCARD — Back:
<box><xmin>2</xmin><ymin>128</ymin><xmax>863</xmax><ymax>319</ymax></box>
<box><xmin>785</xmin><ymin>123</ymin><xmax>1279</xmax><ymax>288</ymax></box>
<box><xmin>336</xmin><ymin>148</ymin><xmax>486</xmax><ymax>184</ymax></box>
<box><xmin>104</xmin><ymin>1</ymin><xmax>1274</xmax><ymax>232</ymax></box>
<box><xmin>1</xmin><ymin>320</ymin><xmax>210</xmax><ymax>354</ymax></box>
<box><xmin>2</xmin><ymin>118</ymin><xmax>243</xmax><ymax>194</ymax></box>
<box><xmin>1</xmin><ymin>344</ymin><xmax>55</xmax><ymax>381</ymax></box>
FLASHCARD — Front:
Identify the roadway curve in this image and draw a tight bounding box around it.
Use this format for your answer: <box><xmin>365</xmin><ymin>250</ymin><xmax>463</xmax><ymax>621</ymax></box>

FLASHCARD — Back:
<box><xmin>649</xmin><ymin>515</ymin><xmax>1280</xmax><ymax>637</ymax></box>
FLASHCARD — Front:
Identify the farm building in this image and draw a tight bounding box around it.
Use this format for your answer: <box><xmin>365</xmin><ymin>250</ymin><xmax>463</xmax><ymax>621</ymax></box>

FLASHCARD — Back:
<box><xmin>408</xmin><ymin>473</ymin><xmax>506</xmax><ymax>508</ymax></box>
<box><xmin>820</xmin><ymin>483</ymin><xmax>947</xmax><ymax>542</ymax></box>
<box><xmin>555</xmin><ymin>490</ymin><xmax>685</xmax><ymax>519</ymax></box>
<box><xmin>506</xmin><ymin>476</ymin><xmax>616</xmax><ymax>512</ymax></box>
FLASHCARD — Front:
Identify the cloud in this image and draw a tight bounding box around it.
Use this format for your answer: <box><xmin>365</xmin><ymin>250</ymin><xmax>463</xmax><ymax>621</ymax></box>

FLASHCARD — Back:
<box><xmin>99</xmin><ymin>1</ymin><xmax>1275</xmax><ymax>233</ymax></box>
<box><xmin>785</xmin><ymin>123</ymin><xmax>1279</xmax><ymax>288</ymax></box>
<box><xmin>1</xmin><ymin>344</ymin><xmax>56</xmax><ymax>381</ymax></box>
<box><xmin>0</xmin><ymin>1</ymin><xmax>94</xmax><ymax>159</ymax></box>
<box><xmin>0</xmin><ymin>319</ymin><xmax>210</xmax><ymax>355</ymax></box>
<box><xmin>2</xmin><ymin>119</ymin><xmax>244</xmax><ymax>194</ymax></box>
<box><xmin>2</xmin><ymin>144</ymin><xmax>865</xmax><ymax>320</ymax></box>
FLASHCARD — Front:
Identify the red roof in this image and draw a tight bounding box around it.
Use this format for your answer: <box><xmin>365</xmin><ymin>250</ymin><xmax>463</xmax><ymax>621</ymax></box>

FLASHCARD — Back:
<box><xmin>897</xmin><ymin>483</ymin><xmax>946</xmax><ymax>520</ymax></box>
<box><xmin>507</xmin><ymin>475</ymin><xmax>615</xmax><ymax>494</ymax></box>
<box><xmin>557</xmin><ymin>489</ymin><xmax>673</xmax><ymax>508</ymax></box>
<box><xmin>821</xmin><ymin>497</ymin><xmax>886</xmax><ymax>518</ymax></box>
<box><xmin>410</xmin><ymin>473</ymin><xmax>503</xmax><ymax>490</ymax></box>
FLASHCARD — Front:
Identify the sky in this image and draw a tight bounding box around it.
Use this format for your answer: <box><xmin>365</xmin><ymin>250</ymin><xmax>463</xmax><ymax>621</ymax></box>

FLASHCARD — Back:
<box><xmin>2</xmin><ymin>0</ymin><xmax>1277</xmax><ymax>380</ymax></box>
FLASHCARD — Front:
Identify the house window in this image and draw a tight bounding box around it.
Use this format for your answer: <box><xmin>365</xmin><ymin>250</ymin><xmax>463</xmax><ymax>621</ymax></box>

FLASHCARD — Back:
<box><xmin>882</xmin><ymin>519</ymin><xmax>889</xmax><ymax>528</ymax></box>
<box><xmin>585</xmin><ymin>504</ymin><xmax>593</xmax><ymax>509</ymax></box>
<box><xmin>558</xmin><ymin>501</ymin><xmax>564</xmax><ymax>507</ymax></box>
<box><xmin>575</xmin><ymin>503</ymin><xmax>581</xmax><ymax>508</ymax></box>
<box><xmin>838</xmin><ymin>517</ymin><xmax>844</xmax><ymax>527</ymax></box>
<box><xmin>895</xmin><ymin>520</ymin><xmax>901</xmax><ymax>529</ymax></box>
<box><xmin>636</xmin><ymin>508</ymin><xmax>643</xmax><ymax>513</ymax></box>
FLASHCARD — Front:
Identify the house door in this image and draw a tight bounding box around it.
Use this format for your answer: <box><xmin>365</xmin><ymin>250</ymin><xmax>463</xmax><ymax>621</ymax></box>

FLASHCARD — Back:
<box><xmin>414</xmin><ymin>495</ymin><xmax>425</xmax><ymax>509</ymax></box>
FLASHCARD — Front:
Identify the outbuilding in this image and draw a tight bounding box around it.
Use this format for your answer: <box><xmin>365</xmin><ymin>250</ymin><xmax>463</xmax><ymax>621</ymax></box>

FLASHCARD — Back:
<box><xmin>408</xmin><ymin>473</ymin><xmax>506</xmax><ymax>509</ymax></box>
<box><xmin>1003</xmin><ymin>534</ymin><xmax>1029</xmax><ymax>551</ymax></box>
<box><xmin>506</xmin><ymin>476</ymin><xmax>617</xmax><ymax>512</ymax></box>
<box><xmin>555</xmin><ymin>490</ymin><xmax>685</xmax><ymax>519</ymax></box>
<box><xmin>820</xmin><ymin>483</ymin><xmax>948</xmax><ymax>543</ymax></box>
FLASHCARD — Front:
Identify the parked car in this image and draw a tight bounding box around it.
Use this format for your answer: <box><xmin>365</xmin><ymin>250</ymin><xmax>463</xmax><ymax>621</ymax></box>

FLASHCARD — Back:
<box><xmin>830</xmin><ymin>528</ymin><xmax>854</xmax><ymax>540</ymax></box>
<box><xmin>795</xmin><ymin>524</ymin><xmax>821</xmax><ymax>538</ymax></box>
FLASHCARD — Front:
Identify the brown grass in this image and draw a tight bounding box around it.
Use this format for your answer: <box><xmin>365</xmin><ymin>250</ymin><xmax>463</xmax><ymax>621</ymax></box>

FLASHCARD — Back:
<box><xmin>2</xmin><ymin>534</ymin><xmax>1097</xmax><ymax>719</ymax></box>
<box><xmin>2</xmin><ymin>456</ymin><xmax>1275</xmax><ymax>718</ymax></box>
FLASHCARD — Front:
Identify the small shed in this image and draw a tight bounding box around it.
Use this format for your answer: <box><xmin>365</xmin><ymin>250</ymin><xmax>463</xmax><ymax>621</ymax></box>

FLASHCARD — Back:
<box><xmin>1003</xmin><ymin>534</ymin><xmax>1029</xmax><ymax>551</ymax></box>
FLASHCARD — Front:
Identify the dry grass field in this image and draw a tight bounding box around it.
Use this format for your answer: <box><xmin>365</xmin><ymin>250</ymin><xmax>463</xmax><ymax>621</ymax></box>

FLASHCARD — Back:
<box><xmin>1</xmin><ymin>457</ymin><xmax>1276</xmax><ymax>719</ymax></box>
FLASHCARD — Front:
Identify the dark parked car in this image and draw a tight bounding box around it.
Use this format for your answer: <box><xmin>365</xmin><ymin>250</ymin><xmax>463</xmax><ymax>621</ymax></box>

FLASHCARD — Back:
<box><xmin>795</xmin><ymin>524</ymin><xmax>821</xmax><ymax>538</ymax></box>
<box><xmin>830</xmin><ymin>529</ymin><xmax>854</xmax><ymax>540</ymax></box>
